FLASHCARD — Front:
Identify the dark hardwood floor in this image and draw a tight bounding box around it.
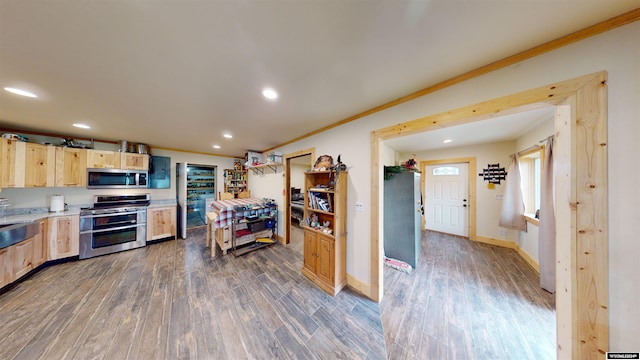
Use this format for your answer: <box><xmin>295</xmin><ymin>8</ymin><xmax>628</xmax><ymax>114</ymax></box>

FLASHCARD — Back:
<box><xmin>0</xmin><ymin>226</ymin><xmax>554</xmax><ymax>359</ymax></box>
<box><xmin>381</xmin><ymin>230</ymin><xmax>556</xmax><ymax>359</ymax></box>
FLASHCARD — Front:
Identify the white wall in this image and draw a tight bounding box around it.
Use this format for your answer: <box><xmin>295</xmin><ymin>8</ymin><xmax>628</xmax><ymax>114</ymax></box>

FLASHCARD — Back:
<box><xmin>268</xmin><ymin>22</ymin><xmax>640</xmax><ymax>349</ymax></box>
<box><xmin>290</xmin><ymin>163</ymin><xmax>308</xmax><ymax>191</ymax></box>
<box><xmin>382</xmin><ymin>143</ymin><xmax>398</xmax><ymax>166</ymax></box>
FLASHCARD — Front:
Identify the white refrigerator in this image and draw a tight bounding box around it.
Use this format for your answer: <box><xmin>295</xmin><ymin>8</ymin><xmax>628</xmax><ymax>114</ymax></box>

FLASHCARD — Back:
<box><xmin>176</xmin><ymin>163</ymin><xmax>217</xmax><ymax>239</ymax></box>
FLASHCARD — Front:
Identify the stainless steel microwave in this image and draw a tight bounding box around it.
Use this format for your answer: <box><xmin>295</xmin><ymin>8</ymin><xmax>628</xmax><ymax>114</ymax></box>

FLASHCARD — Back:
<box><xmin>87</xmin><ymin>168</ymin><xmax>148</xmax><ymax>189</ymax></box>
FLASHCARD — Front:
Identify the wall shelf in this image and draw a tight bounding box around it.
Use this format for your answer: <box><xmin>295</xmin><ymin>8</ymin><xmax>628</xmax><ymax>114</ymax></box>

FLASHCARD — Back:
<box><xmin>248</xmin><ymin>163</ymin><xmax>283</xmax><ymax>174</ymax></box>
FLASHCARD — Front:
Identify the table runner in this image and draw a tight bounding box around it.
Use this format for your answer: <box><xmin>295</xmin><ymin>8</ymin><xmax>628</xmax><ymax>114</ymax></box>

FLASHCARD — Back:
<box><xmin>206</xmin><ymin>198</ymin><xmax>267</xmax><ymax>228</ymax></box>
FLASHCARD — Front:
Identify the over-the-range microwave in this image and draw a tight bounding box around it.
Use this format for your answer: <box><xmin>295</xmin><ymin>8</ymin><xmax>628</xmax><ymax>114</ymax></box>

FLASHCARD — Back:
<box><xmin>87</xmin><ymin>168</ymin><xmax>148</xmax><ymax>189</ymax></box>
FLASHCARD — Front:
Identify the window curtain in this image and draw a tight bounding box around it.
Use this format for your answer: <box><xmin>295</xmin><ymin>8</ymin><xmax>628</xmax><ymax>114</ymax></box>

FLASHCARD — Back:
<box><xmin>499</xmin><ymin>153</ymin><xmax>527</xmax><ymax>231</ymax></box>
<box><xmin>539</xmin><ymin>136</ymin><xmax>556</xmax><ymax>293</ymax></box>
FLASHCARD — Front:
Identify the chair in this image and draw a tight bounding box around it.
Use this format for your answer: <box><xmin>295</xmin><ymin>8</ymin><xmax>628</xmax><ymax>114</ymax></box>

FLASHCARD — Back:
<box><xmin>221</xmin><ymin>192</ymin><xmax>234</xmax><ymax>200</ymax></box>
<box><xmin>238</xmin><ymin>191</ymin><xmax>251</xmax><ymax>199</ymax></box>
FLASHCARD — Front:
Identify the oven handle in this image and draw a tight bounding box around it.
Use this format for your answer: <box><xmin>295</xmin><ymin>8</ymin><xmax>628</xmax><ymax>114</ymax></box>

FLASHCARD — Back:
<box><xmin>80</xmin><ymin>223</ymin><xmax>144</xmax><ymax>234</ymax></box>
<box><xmin>80</xmin><ymin>210</ymin><xmax>145</xmax><ymax>219</ymax></box>
<box><xmin>94</xmin><ymin>219</ymin><xmax>137</xmax><ymax>228</ymax></box>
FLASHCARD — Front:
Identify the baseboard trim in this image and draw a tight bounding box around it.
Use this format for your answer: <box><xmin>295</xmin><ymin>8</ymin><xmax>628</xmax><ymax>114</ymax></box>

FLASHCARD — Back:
<box><xmin>346</xmin><ymin>274</ymin><xmax>370</xmax><ymax>297</ymax></box>
<box><xmin>473</xmin><ymin>235</ymin><xmax>540</xmax><ymax>273</ymax></box>
<box><xmin>474</xmin><ymin>235</ymin><xmax>517</xmax><ymax>249</ymax></box>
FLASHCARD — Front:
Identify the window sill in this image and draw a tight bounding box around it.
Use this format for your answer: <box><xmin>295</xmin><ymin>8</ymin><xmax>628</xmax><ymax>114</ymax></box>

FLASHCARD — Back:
<box><xmin>524</xmin><ymin>214</ymin><xmax>539</xmax><ymax>226</ymax></box>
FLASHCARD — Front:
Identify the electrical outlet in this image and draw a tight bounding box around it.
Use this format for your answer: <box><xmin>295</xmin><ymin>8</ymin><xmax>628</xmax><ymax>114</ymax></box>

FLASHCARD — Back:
<box><xmin>499</xmin><ymin>229</ymin><xmax>507</xmax><ymax>236</ymax></box>
<box><xmin>355</xmin><ymin>202</ymin><xmax>365</xmax><ymax>212</ymax></box>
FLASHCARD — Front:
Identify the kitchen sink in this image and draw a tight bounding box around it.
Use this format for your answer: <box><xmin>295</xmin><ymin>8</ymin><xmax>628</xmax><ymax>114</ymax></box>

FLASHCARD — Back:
<box><xmin>0</xmin><ymin>222</ymin><xmax>40</xmax><ymax>249</ymax></box>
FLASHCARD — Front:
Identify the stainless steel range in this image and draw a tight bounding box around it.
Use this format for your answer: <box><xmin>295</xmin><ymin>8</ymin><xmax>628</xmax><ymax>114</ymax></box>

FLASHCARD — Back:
<box><xmin>79</xmin><ymin>194</ymin><xmax>150</xmax><ymax>259</ymax></box>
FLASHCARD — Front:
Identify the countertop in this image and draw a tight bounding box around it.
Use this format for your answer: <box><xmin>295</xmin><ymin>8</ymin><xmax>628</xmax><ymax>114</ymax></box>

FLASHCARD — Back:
<box><xmin>0</xmin><ymin>199</ymin><xmax>176</xmax><ymax>225</ymax></box>
<box><xmin>0</xmin><ymin>209</ymin><xmax>82</xmax><ymax>225</ymax></box>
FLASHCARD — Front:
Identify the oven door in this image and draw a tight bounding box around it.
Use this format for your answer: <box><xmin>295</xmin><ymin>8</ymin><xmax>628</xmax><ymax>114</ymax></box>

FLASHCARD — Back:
<box><xmin>79</xmin><ymin>211</ymin><xmax>147</xmax><ymax>259</ymax></box>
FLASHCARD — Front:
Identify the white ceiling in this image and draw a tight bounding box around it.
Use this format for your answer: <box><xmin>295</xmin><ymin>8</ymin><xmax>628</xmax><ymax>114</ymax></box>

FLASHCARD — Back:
<box><xmin>1</xmin><ymin>2</ymin><xmax>637</xmax><ymax>157</ymax></box>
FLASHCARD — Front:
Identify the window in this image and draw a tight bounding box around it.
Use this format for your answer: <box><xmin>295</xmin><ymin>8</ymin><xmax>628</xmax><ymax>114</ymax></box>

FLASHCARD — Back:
<box><xmin>519</xmin><ymin>147</ymin><xmax>544</xmax><ymax>218</ymax></box>
<box><xmin>432</xmin><ymin>166</ymin><xmax>460</xmax><ymax>176</ymax></box>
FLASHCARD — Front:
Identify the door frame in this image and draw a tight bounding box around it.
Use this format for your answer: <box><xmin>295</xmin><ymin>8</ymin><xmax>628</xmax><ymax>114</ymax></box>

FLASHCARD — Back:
<box><xmin>371</xmin><ymin>72</ymin><xmax>608</xmax><ymax>359</ymax></box>
<box><xmin>283</xmin><ymin>148</ymin><xmax>315</xmax><ymax>245</ymax></box>
<box><xmin>420</xmin><ymin>158</ymin><xmax>476</xmax><ymax>240</ymax></box>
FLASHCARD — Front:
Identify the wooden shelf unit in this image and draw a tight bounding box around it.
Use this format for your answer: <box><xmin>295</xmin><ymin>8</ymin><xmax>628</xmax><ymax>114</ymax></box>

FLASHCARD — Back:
<box><xmin>223</xmin><ymin>169</ymin><xmax>247</xmax><ymax>197</ymax></box>
<box><xmin>301</xmin><ymin>170</ymin><xmax>347</xmax><ymax>296</ymax></box>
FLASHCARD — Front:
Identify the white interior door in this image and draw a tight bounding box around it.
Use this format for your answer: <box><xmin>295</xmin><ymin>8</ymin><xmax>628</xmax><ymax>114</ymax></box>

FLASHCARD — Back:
<box><xmin>425</xmin><ymin>163</ymin><xmax>469</xmax><ymax>237</ymax></box>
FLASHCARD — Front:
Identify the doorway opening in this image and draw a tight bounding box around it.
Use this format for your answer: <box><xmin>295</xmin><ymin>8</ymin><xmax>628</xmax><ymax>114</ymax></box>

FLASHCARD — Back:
<box><xmin>371</xmin><ymin>72</ymin><xmax>609</xmax><ymax>358</ymax></box>
<box><xmin>283</xmin><ymin>148</ymin><xmax>315</xmax><ymax>246</ymax></box>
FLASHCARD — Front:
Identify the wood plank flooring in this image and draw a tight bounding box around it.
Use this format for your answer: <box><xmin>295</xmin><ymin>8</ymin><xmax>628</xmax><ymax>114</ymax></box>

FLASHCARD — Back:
<box><xmin>0</xmin><ymin>226</ymin><xmax>554</xmax><ymax>359</ymax></box>
<box><xmin>0</xmin><ymin>227</ymin><xmax>385</xmax><ymax>359</ymax></box>
<box><xmin>381</xmin><ymin>230</ymin><xmax>556</xmax><ymax>359</ymax></box>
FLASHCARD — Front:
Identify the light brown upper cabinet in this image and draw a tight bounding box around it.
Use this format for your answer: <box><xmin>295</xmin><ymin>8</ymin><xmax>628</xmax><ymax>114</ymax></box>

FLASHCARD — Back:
<box><xmin>1</xmin><ymin>138</ymin><xmax>26</xmax><ymax>188</ymax></box>
<box><xmin>121</xmin><ymin>152</ymin><xmax>149</xmax><ymax>170</ymax></box>
<box><xmin>86</xmin><ymin>149</ymin><xmax>121</xmax><ymax>169</ymax></box>
<box><xmin>55</xmin><ymin>147</ymin><xmax>87</xmax><ymax>187</ymax></box>
<box><xmin>24</xmin><ymin>143</ymin><xmax>56</xmax><ymax>187</ymax></box>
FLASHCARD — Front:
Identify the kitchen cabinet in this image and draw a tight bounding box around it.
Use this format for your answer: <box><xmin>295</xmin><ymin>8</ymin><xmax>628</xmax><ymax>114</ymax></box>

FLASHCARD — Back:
<box><xmin>0</xmin><ymin>138</ymin><xmax>25</xmax><ymax>188</ymax></box>
<box><xmin>55</xmin><ymin>147</ymin><xmax>87</xmax><ymax>187</ymax></box>
<box><xmin>121</xmin><ymin>152</ymin><xmax>149</xmax><ymax>170</ymax></box>
<box><xmin>86</xmin><ymin>149</ymin><xmax>121</xmax><ymax>169</ymax></box>
<box><xmin>11</xmin><ymin>236</ymin><xmax>34</xmax><ymax>279</ymax></box>
<box><xmin>24</xmin><ymin>143</ymin><xmax>56</xmax><ymax>187</ymax></box>
<box><xmin>48</xmin><ymin>215</ymin><xmax>80</xmax><ymax>260</ymax></box>
<box><xmin>0</xmin><ymin>221</ymin><xmax>47</xmax><ymax>289</ymax></box>
<box><xmin>301</xmin><ymin>170</ymin><xmax>347</xmax><ymax>296</ymax></box>
<box><xmin>0</xmin><ymin>246</ymin><xmax>12</xmax><ymax>288</ymax></box>
<box><xmin>147</xmin><ymin>206</ymin><xmax>176</xmax><ymax>242</ymax></box>
<box><xmin>1</xmin><ymin>141</ymin><xmax>55</xmax><ymax>188</ymax></box>
<box><xmin>8</xmin><ymin>221</ymin><xmax>46</xmax><ymax>281</ymax></box>
<box><xmin>33</xmin><ymin>220</ymin><xmax>47</xmax><ymax>267</ymax></box>
<box><xmin>303</xmin><ymin>230</ymin><xmax>336</xmax><ymax>288</ymax></box>
<box><xmin>223</xmin><ymin>169</ymin><xmax>247</xmax><ymax>197</ymax></box>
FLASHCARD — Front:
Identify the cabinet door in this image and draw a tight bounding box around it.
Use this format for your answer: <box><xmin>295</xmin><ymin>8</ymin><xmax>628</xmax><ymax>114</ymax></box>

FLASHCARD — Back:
<box><xmin>33</xmin><ymin>220</ymin><xmax>47</xmax><ymax>267</ymax></box>
<box><xmin>0</xmin><ymin>247</ymin><xmax>12</xmax><ymax>288</ymax></box>
<box><xmin>24</xmin><ymin>143</ymin><xmax>55</xmax><ymax>187</ymax></box>
<box><xmin>303</xmin><ymin>229</ymin><xmax>317</xmax><ymax>273</ymax></box>
<box><xmin>87</xmin><ymin>150</ymin><xmax>121</xmax><ymax>169</ymax></box>
<box><xmin>55</xmin><ymin>147</ymin><xmax>87</xmax><ymax>187</ymax></box>
<box><xmin>12</xmin><ymin>238</ymin><xmax>34</xmax><ymax>279</ymax></box>
<box><xmin>121</xmin><ymin>153</ymin><xmax>149</xmax><ymax>170</ymax></box>
<box><xmin>48</xmin><ymin>216</ymin><xmax>80</xmax><ymax>260</ymax></box>
<box><xmin>316</xmin><ymin>233</ymin><xmax>335</xmax><ymax>285</ymax></box>
<box><xmin>147</xmin><ymin>207</ymin><xmax>176</xmax><ymax>241</ymax></box>
<box><xmin>1</xmin><ymin>139</ymin><xmax>25</xmax><ymax>188</ymax></box>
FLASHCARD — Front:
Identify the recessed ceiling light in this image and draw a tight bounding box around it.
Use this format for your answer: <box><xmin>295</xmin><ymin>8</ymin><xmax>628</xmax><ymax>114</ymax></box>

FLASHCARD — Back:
<box><xmin>73</xmin><ymin>123</ymin><xmax>91</xmax><ymax>129</ymax></box>
<box><xmin>262</xmin><ymin>87</ymin><xmax>278</xmax><ymax>100</ymax></box>
<box><xmin>223</xmin><ymin>133</ymin><xmax>233</xmax><ymax>139</ymax></box>
<box><xmin>4</xmin><ymin>87</ymin><xmax>37</xmax><ymax>98</ymax></box>
<box><xmin>213</xmin><ymin>145</ymin><xmax>221</xmax><ymax>149</ymax></box>
<box><xmin>443</xmin><ymin>139</ymin><xmax>453</xmax><ymax>143</ymax></box>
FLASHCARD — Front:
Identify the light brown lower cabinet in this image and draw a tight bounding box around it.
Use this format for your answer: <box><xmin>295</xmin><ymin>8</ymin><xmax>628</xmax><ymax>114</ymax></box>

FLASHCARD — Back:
<box><xmin>146</xmin><ymin>206</ymin><xmax>176</xmax><ymax>242</ymax></box>
<box><xmin>1</xmin><ymin>220</ymin><xmax>48</xmax><ymax>289</ymax></box>
<box><xmin>301</xmin><ymin>228</ymin><xmax>346</xmax><ymax>296</ymax></box>
<box><xmin>33</xmin><ymin>220</ymin><xmax>47</xmax><ymax>267</ymax></box>
<box><xmin>48</xmin><ymin>215</ymin><xmax>80</xmax><ymax>260</ymax></box>
<box><xmin>11</xmin><ymin>237</ymin><xmax>35</xmax><ymax>279</ymax></box>
<box><xmin>0</xmin><ymin>246</ymin><xmax>12</xmax><ymax>288</ymax></box>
